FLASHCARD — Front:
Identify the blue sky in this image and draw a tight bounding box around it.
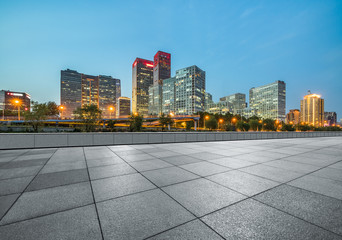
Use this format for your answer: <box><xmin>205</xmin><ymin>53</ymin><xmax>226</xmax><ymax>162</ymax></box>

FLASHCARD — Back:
<box><xmin>1</xmin><ymin>0</ymin><xmax>341</xmax><ymax>119</ymax></box>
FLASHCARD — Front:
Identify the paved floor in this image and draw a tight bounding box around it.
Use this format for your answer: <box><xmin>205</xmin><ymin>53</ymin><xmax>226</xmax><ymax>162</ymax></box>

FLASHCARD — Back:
<box><xmin>0</xmin><ymin>137</ymin><xmax>342</xmax><ymax>239</ymax></box>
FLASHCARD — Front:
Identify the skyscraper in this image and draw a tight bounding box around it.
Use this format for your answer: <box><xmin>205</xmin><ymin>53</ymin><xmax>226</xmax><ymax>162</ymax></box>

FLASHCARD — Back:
<box><xmin>162</xmin><ymin>77</ymin><xmax>176</xmax><ymax>114</ymax></box>
<box><xmin>300</xmin><ymin>91</ymin><xmax>324</xmax><ymax>127</ymax></box>
<box><xmin>61</xmin><ymin>69</ymin><xmax>120</xmax><ymax>118</ymax></box>
<box><xmin>132</xmin><ymin>58</ymin><xmax>153</xmax><ymax>116</ymax></box>
<box><xmin>324</xmin><ymin>112</ymin><xmax>337</xmax><ymax>126</ymax></box>
<box><xmin>175</xmin><ymin>65</ymin><xmax>206</xmax><ymax>115</ymax></box>
<box><xmin>116</xmin><ymin>97</ymin><xmax>131</xmax><ymax>118</ymax></box>
<box><xmin>249</xmin><ymin>80</ymin><xmax>286</xmax><ymax>121</ymax></box>
<box><xmin>153</xmin><ymin>51</ymin><xmax>171</xmax><ymax>86</ymax></box>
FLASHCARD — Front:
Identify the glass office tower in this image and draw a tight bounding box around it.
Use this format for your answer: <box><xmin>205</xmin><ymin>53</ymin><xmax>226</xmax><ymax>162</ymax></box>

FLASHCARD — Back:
<box><xmin>162</xmin><ymin>77</ymin><xmax>176</xmax><ymax>114</ymax></box>
<box><xmin>132</xmin><ymin>58</ymin><xmax>153</xmax><ymax>116</ymax></box>
<box><xmin>249</xmin><ymin>80</ymin><xmax>286</xmax><ymax>121</ymax></box>
<box><xmin>175</xmin><ymin>65</ymin><xmax>206</xmax><ymax>115</ymax></box>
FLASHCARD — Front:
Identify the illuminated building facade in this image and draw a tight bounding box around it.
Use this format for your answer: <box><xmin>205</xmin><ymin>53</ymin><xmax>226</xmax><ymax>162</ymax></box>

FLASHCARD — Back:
<box><xmin>116</xmin><ymin>97</ymin><xmax>131</xmax><ymax>118</ymax></box>
<box><xmin>153</xmin><ymin>51</ymin><xmax>171</xmax><ymax>86</ymax></box>
<box><xmin>300</xmin><ymin>91</ymin><xmax>324</xmax><ymax>127</ymax></box>
<box><xmin>205</xmin><ymin>92</ymin><xmax>214</xmax><ymax>110</ymax></box>
<box><xmin>219</xmin><ymin>93</ymin><xmax>247</xmax><ymax>114</ymax></box>
<box><xmin>249</xmin><ymin>81</ymin><xmax>286</xmax><ymax>121</ymax></box>
<box><xmin>175</xmin><ymin>65</ymin><xmax>206</xmax><ymax>115</ymax></box>
<box><xmin>324</xmin><ymin>112</ymin><xmax>337</xmax><ymax>126</ymax></box>
<box><xmin>162</xmin><ymin>77</ymin><xmax>176</xmax><ymax>114</ymax></box>
<box><xmin>61</xmin><ymin>69</ymin><xmax>120</xmax><ymax>118</ymax></box>
<box><xmin>148</xmin><ymin>85</ymin><xmax>162</xmax><ymax>115</ymax></box>
<box><xmin>285</xmin><ymin>109</ymin><xmax>300</xmax><ymax>124</ymax></box>
<box><xmin>0</xmin><ymin>90</ymin><xmax>31</xmax><ymax>116</ymax></box>
<box><xmin>132</xmin><ymin>58</ymin><xmax>153</xmax><ymax>116</ymax></box>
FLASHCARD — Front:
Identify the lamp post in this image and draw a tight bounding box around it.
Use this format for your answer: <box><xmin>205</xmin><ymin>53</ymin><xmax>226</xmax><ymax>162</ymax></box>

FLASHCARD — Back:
<box><xmin>109</xmin><ymin>106</ymin><xmax>114</xmax><ymax>119</ymax></box>
<box><xmin>219</xmin><ymin>118</ymin><xmax>223</xmax><ymax>130</ymax></box>
<box><xmin>13</xmin><ymin>100</ymin><xmax>21</xmax><ymax>120</ymax></box>
<box><xmin>204</xmin><ymin>115</ymin><xmax>209</xmax><ymax>130</ymax></box>
<box><xmin>59</xmin><ymin>106</ymin><xmax>64</xmax><ymax>119</ymax></box>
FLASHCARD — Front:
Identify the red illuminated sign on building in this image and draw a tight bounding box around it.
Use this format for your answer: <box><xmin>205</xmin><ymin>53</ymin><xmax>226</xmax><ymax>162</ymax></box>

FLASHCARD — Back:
<box><xmin>132</xmin><ymin>58</ymin><xmax>154</xmax><ymax>68</ymax></box>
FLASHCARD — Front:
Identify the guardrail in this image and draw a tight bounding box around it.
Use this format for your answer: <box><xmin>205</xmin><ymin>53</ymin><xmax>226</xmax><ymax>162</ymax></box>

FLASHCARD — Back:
<box><xmin>0</xmin><ymin>131</ymin><xmax>341</xmax><ymax>149</ymax></box>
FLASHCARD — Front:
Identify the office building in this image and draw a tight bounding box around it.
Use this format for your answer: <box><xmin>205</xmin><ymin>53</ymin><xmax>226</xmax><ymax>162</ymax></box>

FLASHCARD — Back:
<box><xmin>249</xmin><ymin>80</ymin><xmax>286</xmax><ymax>121</ymax></box>
<box><xmin>153</xmin><ymin>51</ymin><xmax>171</xmax><ymax>86</ymax></box>
<box><xmin>175</xmin><ymin>65</ymin><xmax>206</xmax><ymax>115</ymax></box>
<box><xmin>116</xmin><ymin>97</ymin><xmax>131</xmax><ymax>118</ymax></box>
<box><xmin>206</xmin><ymin>101</ymin><xmax>233</xmax><ymax>115</ymax></box>
<box><xmin>220</xmin><ymin>93</ymin><xmax>247</xmax><ymax>114</ymax></box>
<box><xmin>162</xmin><ymin>77</ymin><xmax>176</xmax><ymax>114</ymax></box>
<box><xmin>205</xmin><ymin>92</ymin><xmax>214</xmax><ymax>110</ymax></box>
<box><xmin>61</xmin><ymin>69</ymin><xmax>120</xmax><ymax>118</ymax></box>
<box><xmin>132</xmin><ymin>58</ymin><xmax>153</xmax><ymax>116</ymax></box>
<box><xmin>300</xmin><ymin>91</ymin><xmax>324</xmax><ymax>127</ymax></box>
<box><xmin>0</xmin><ymin>90</ymin><xmax>31</xmax><ymax>117</ymax></box>
<box><xmin>324</xmin><ymin>112</ymin><xmax>337</xmax><ymax>126</ymax></box>
<box><xmin>148</xmin><ymin>85</ymin><xmax>162</xmax><ymax>115</ymax></box>
<box><xmin>285</xmin><ymin>109</ymin><xmax>300</xmax><ymax>125</ymax></box>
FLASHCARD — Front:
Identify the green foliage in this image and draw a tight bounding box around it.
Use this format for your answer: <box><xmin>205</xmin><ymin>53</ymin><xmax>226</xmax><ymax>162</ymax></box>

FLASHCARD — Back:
<box><xmin>106</xmin><ymin>120</ymin><xmax>117</xmax><ymax>132</ymax></box>
<box><xmin>249</xmin><ymin>119</ymin><xmax>262</xmax><ymax>131</ymax></box>
<box><xmin>262</xmin><ymin>119</ymin><xmax>276</xmax><ymax>131</ymax></box>
<box><xmin>281</xmin><ymin>124</ymin><xmax>295</xmax><ymax>131</ymax></box>
<box><xmin>129</xmin><ymin>114</ymin><xmax>143</xmax><ymax>132</ymax></box>
<box><xmin>236</xmin><ymin>121</ymin><xmax>250</xmax><ymax>131</ymax></box>
<box><xmin>158</xmin><ymin>114</ymin><xmax>173</xmax><ymax>131</ymax></box>
<box><xmin>186</xmin><ymin>121</ymin><xmax>194</xmax><ymax>131</ymax></box>
<box><xmin>224</xmin><ymin>123</ymin><xmax>234</xmax><ymax>131</ymax></box>
<box><xmin>296</xmin><ymin>124</ymin><xmax>313</xmax><ymax>132</ymax></box>
<box><xmin>73</xmin><ymin>104</ymin><xmax>102</xmax><ymax>132</ymax></box>
<box><xmin>24</xmin><ymin>101</ymin><xmax>49</xmax><ymax>132</ymax></box>
<box><xmin>205</xmin><ymin>116</ymin><xmax>217</xmax><ymax>130</ymax></box>
<box><xmin>46</xmin><ymin>102</ymin><xmax>60</xmax><ymax>116</ymax></box>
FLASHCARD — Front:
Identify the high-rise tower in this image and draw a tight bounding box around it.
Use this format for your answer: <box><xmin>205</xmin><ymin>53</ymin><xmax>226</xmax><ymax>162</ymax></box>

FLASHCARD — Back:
<box><xmin>132</xmin><ymin>58</ymin><xmax>154</xmax><ymax>115</ymax></box>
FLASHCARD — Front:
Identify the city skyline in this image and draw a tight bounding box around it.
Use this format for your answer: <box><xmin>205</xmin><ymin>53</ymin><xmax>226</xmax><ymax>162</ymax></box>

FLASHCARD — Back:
<box><xmin>1</xmin><ymin>1</ymin><xmax>341</xmax><ymax>118</ymax></box>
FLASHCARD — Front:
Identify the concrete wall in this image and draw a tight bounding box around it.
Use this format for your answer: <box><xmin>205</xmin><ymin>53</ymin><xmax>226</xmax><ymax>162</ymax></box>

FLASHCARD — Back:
<box><xmin>0</xmin><ymin>131</ymin><xmax>341</xmax><ymax>149</ymax></box>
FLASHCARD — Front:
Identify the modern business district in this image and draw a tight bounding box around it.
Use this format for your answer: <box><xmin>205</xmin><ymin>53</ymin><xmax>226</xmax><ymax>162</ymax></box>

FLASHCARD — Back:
<box><xmin>1</xmin><ymin>51</ymin><xmax>342</xmax><ymax>240</ymax></box>
<box><xmin>0</xmin><ymin>50</ymin><xmax>340</xmax><ymax>132</ymax></box>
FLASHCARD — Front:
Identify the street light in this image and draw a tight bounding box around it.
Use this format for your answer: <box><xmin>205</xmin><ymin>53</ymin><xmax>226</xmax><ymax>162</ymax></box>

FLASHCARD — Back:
<box><xmin>13</xmin><ymin>99</ymin><xmax>21</xmax><ymax>120</ymax></box>
<box><xmin>204</xmin><ymin>115</ymin><xmax>209</xmax><ymax>130</ymax></box>
<box><xmin>232</xmin><ymin>118</ymin><xmax>237</xmax><ymax>124</ymax></box>
<box><xmin>109</xmin><ymin>106</ymin><xmax>114</xmax><ymax>119</ymax></box>
<box><xmin>219</xmin><ymin>118</ymin><xmax>223</xmax><ymax>130</ymax></box>
<box><xmin>59</xmin><ymin>105</ymin><xmax>65</xmax><ymax>119</ymax></box>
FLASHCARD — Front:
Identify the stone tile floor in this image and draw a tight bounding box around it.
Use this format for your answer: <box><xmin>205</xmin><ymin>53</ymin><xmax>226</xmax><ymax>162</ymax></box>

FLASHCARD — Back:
<box><xmin>0</xmin><ymin>137</ymin><xmax>342</xmax><ymax>239</ymax></box>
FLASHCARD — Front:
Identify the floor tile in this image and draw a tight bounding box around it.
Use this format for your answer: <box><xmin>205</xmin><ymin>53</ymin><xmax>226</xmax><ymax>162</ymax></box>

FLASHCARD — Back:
<box><xmin>97</xmin><ymin>189</ymin><xmax>195</xmax><ymax>240</ymax></box>
<box><xmin>0</xmin><ymin>182</ymin><xmax>93</xmax><ymax>225</ymax></box>
<box><xmin>180</xmin><ymin>162</ymin><xmax>230</xmax><ymax>177</ymax></box>
<box><xmin>148</xmin><ymin>219</ymin><xmax>222</xmax><ymax>240</ymax></box>
<box><xmin>191</xmin><ymin>152</ymin><xmax>226</xmax><ymax>161</ymax></box>
<box><xmin>0</xmin><ymin>205</ymin><xmax>102</xmax><ymax>240</ymax></box>
<box><xmin>255</xmin><ymin>185</ymin><xmax>342</xmax><ymax>235</ymax></box>
<box><xmin>40</xmin><ymin>161</ymin><xmax>86</xmax><ymax>174</ymax></box>
<box><xmin>129</xmin><ymin>159</ymin><xmax>172</xmax><ymax>172</ymax></box>
<box><xmin>0</xmin><ymin>159</ymin><xmax>48</xmax><ymax>169</ymax></box>
<box><xmin>207</xmin><ymin>170</ymin><xmax>280</xmax><ymax>196</ymax></box>
<box><xmin>209</xmin><ymin>157</ymin><xmax>257</xmax><ymax>169</ymax></box>
<box><xmin>0</xmin><ymin>166</ymin><xmax>41</xmax><ymax>180</ymax></box>
<box><xmin>142</xmin><ymin>166</ymin><xmax>199</xmax><ymax>187</ymax></box>
<box><xmin>162</xmin><ymin>178</ymin><xmax>246</xmax><ymax>217</ymax></box>
<box><xmin>0</xmin><ymin>194</ymin><xmax>19</xmax><ymax>219</ymax></box>
<box><xmin>160</xmin><ymin>155</ymin><xmax>203</xmax><ymax>166</ymax></box>
<box><xmin>86</xmin><ymin>156</ymin><xmax>124</xmax><ymax>168</ymax></box>
<box><xmin>92</xmin><ymin>173</ymin><xmax>156</xmax><ymax>202</ymax></box>
<box><xmin>312</xmin><ymin>167</ymin><xmax>342</xmax><ymax>181</ymax></box>
<box><xmin>26</xmin><ymin>169</ymin><xmax>89</xmax><ymax>192</ymax></box>
<box><xmin>201</xmin><ymin>199</ymin><xmax>340</xmax><ymax>240</ymax></box>
<box><xmin>89</xmin><ymin>163</ymin><xmax>136</xmax><ymax>180</ymax></box>
<box><xmin>0</xmin><ymin>176</ymin><xmax>34</xmax><ymax>196</ymax></box>
<box><xmin>288</xmin><ymin>175</ymin><xmax>342</xmax><ymax>200</ymax></box>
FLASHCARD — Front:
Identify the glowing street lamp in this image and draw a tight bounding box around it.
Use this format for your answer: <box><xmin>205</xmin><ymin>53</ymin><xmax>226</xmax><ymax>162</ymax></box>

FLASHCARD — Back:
<box><xmin>59</xmin><ymin>105</ymin><xmax>65</xmax><ymax>119</ymax></box>
<box><xmin>204</xmin><ymin>115</ymin><xmax>209</xmax><ymax>130</ymax></box>
<box><xmin>231</xmin><ymin>118</ymin><xmax>237</xmax><ymax>124</ymax></box>
<box><xmin>12</xmin><ymin>99</ymin><xmax>22</xmax><ymax>120</ymax></box>
<box><xmin>219</xmin><ymin>118</ymin><xmax>223</xmax><ymax>130</ymax></box>
<box><xmin>170</xmin><ymin>112</ymin><xmax>174</xmax><ymax>117</ymax></box>
<box><xmin>109</xmin><ymin>106</ymin><xmax>114</xmax><ymax>119</ymax></box>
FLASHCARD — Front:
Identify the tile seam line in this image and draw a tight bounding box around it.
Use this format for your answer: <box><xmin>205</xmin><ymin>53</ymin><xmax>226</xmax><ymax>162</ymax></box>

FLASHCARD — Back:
<box><xmin>82</xmin><ymin>147</ymin><xmax>105</xmax><ymax>240</ymax></box>
<box><xmin>0</xmin><ymin>148</ymin><xmax>58</xmax><ymax>223</ymax></box>
<box><xmin>107</xmin><ymin>146</ymin><xmax>228</xmax><ymax>240</ymax></box>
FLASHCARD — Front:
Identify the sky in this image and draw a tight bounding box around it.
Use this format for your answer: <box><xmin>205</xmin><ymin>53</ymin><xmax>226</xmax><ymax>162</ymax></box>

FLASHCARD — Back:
<box><xmin>1</xmin><ymin>0</ymin><xmax>341</xmax><ymax>119</ymax></box>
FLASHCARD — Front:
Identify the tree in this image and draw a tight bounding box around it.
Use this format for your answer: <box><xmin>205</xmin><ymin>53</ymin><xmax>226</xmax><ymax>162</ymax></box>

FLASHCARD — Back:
<box><xmin>46</xmin><ymin>102</ymin><xmax>59</xmax><ymax>117</ymax></box>
<box><xmin>129</xmin><ymin>114</ymin><xmax>143</xmax><ymax>132</ymax></box>
<box><xmin>205</xmin><ymin>116</ymin><xmax>217</xmax><ymax>130</ymax></box>
<box><xmin>24</xmin><ymin>101</ymin><xmax>49</xmax><ymax>132</ymax></box>
<box><xmin>236</xmin><ymin>121</ymin><xmax>250</xmax><ymax>131</ymax></box>
<box><xmin>73</xmin><ymin>104</ymin><xmax>102</xmax><ymax>132</ymax></box>
<box><xmin>249</xmin><ymin>119</ymin><xmax>261</xmax><ymax>131</ymax></box>
<box><xmin>158</xmin><ymin>114</ymin><xmax>173</xmax><ymax>131</ymax></box>
<box><xmin>262</xmin><ymin>119</ymin><xmax>276</xmax><ymax>131</ymax></box>
<box><xmin>186</xmin><ymin>121</ymin><xmax>194</xmax><ymax>131</ymax></box>
<box><xmin>106</xmin><ymin>120</ymin><xmax>117</xmax><ymax>132</ymax></box>
<box><xmin>281</xmin><ymin>124</ymin><xmax>295</xmax><ymax>131</ymax></box>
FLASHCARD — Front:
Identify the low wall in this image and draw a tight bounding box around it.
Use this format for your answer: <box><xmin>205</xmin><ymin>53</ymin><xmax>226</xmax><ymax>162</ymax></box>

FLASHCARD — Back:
<box><xmin>0</xmin><ymin>131</ymin><xmax>342</xmax><ymax>150</ymax></box>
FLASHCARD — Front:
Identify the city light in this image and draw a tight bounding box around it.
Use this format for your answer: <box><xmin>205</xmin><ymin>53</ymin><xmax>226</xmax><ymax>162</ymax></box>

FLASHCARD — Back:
<box><xmin>12</xmin><ymin>99</ymin><xmax>22</xmax><ymax>120</ymax></box>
